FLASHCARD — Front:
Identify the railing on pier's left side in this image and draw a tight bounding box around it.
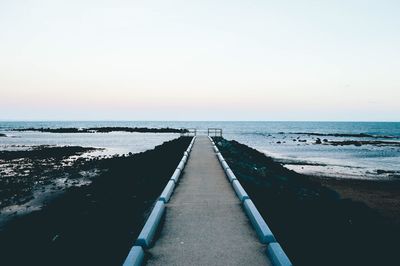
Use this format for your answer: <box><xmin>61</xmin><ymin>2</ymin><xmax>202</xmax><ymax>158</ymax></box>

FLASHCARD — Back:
<box><xmin>208</xmin><ymin>128</ymin><xmax>222</xmax><ymax>137</ymax></box>
<box><xmin>181</xmin><ymin>128</ymin><xmax>197</xmax><ymax>137</ymax></box>
<box><xmin>122</xmin><ymin>136</ymin><xmax>196</xmax><ymax>266</ymax></box>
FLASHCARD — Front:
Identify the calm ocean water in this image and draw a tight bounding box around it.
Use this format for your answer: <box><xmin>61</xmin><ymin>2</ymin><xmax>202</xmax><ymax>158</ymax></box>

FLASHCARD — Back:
<box><xmin>1</xmin><ymin>121</ymin><xmax>399</xmax><ymax>179</ymax></box>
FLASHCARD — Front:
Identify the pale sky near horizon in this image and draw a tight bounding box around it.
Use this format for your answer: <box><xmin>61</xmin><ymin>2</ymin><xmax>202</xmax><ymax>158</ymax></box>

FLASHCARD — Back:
<box><xmin>1</xmin><ymin>0</ymin><xmax>399</xmax><ymax>121</ymax></box>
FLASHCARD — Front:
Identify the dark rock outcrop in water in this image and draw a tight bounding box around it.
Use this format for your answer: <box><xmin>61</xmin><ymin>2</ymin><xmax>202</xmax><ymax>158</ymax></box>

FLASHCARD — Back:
<box><xmin>213</xmin><ymin>137</ymin><xmax>399</xmax><ymax>266</ymax></box>
<box><xmin>0</xmin><ymin>145</ymin><xmax>97</xmax><ymax>160</ymax></box>
<box><xmin>0</xmin><ymin>137</ymin><xmax>192</xmax><ymax>266</ymax></box>
<box><xmin>286</xmin><ymin>132</ymin><xmax>398</xmax><ymax>139</ymax></box>
<box><xmin>376</xmin><ymin>169</ymin><xmax>400</xmax><ymax>178</ymax></box>
<box><xmin>0</xmin><ymin>133</ymin><xmax>6</xmax><ymax>137</ymax></box>
<box><xmin>14</xmin><ymin>127</ymin><xmax>188</xmax><ymax>134</ymax></box>
<box><xmin>327</xmin><ymin>140</ymin><xmax>400</xmax><ymax>147</ymax></box>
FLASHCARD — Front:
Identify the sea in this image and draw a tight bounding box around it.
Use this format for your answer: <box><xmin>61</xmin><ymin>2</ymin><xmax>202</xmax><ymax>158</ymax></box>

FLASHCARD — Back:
<box><xmin>1</xmin><ymin>121</ymin><xmax>400</xmax><ymax>180</ymax></box>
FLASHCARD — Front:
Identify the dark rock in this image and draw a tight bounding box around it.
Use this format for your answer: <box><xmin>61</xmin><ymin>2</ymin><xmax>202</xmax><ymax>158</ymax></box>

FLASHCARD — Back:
<box><xmin>214</xmin><ymin>137</ymin><xmax>399</xmax><ymax>266</ymax></box>
<box><xmin>13</xmin><ymin>127</ymin><xmax>187</xmax><ymax>134</ymax></box>
<box><xmin>286</xmin><ymin>132</ymin><xmax>398</xmax><ymax>139</ymax></box>
<box><xmin>327</xmin><ymin>140</ymin><xmax>400</xmax><ymax>147</ymax></box>
<box><xmin>0</xmin><ymin>146</ymin><xmax>98</xmax><ymax>161</ymax></box>
<box><xmin>0</xmin><ymin>137</ymin><xmax>192</xmax><ymax>265</ymax></box>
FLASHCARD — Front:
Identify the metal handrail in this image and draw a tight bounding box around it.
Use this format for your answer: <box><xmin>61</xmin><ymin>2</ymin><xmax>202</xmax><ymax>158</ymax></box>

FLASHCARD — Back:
<box><xmin>208</xmin><ymin>128</ymin><xmax>222</xmax><ymax>137</ymax></box>
<box><xmin>181</xmin><ymin>128</ymin><xmax>197</xmax><ymax>136</ymax></box>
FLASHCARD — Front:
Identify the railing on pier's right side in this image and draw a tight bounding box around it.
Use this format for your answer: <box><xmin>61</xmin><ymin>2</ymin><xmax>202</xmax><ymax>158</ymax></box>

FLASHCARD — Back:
<box><xmin>209</xmin><ymin>136</ymin><xmax>292</xmax><ymax>266</ymax></box>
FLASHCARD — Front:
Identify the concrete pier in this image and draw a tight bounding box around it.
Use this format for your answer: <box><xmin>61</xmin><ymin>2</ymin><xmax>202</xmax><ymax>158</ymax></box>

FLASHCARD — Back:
<box><xmin>146</xmin><ymin>136</ymin><xmax>271</xmax><ymax>265</ymax></box>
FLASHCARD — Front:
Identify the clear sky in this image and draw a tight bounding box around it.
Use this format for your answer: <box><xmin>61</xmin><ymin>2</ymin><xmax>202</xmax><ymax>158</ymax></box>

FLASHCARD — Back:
<box><xmin>1</xmin><ymin>0</ymin><xmax>399</xmax><ymax>121</ymax></box>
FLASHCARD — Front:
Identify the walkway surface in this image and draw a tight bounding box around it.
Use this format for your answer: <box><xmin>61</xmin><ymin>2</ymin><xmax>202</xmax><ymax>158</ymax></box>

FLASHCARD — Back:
<box><xmin>146</xmin><ymin>136</ymin><xmax>271</xmax><ymax>265</ymax></box>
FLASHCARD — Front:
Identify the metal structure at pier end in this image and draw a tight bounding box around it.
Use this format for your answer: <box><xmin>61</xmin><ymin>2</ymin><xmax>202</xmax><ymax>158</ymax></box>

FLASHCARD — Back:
<box><xmin>207</xmin><ymin>128</ymin><xmax>223</xmax><ymax>137</ymax></box>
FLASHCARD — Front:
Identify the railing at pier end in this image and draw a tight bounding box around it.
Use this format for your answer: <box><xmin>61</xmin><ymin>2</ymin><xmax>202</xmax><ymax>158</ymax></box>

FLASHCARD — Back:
<box><xmin>208</xmin><ymin>128</ymin><xmax>223</xmax><ymax>137</ymax></box>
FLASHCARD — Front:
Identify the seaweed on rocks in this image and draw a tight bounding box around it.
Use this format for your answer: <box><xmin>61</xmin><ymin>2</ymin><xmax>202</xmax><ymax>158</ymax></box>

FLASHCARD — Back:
<box><xmin>213</xmin><ymin>137</ymin><xmax>399</xmax><ymax>266</ymax></box>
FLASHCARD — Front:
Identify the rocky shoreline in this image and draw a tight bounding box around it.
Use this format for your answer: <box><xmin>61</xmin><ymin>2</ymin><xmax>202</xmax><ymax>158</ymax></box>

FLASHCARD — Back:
<box><xmin>0</xmin><ymin>137</ymin><xmax>191</xmax><ymax>265</ymax></box>
<box><xmin>214</xmin><ymin>137</ymin><xmax>399</xmax><ymax>266</ymax></box>
<box><xmin>0</xmin><ymin>145</ymin><xmax>99</xmax><ymax>211</ymax></box>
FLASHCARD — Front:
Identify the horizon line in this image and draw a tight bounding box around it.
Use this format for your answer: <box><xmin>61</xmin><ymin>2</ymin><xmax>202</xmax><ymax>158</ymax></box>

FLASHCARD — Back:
<box><xmin>1</xmin><ymin>119</ymin><xmax>399</xmax><ymax>123</ymax></box>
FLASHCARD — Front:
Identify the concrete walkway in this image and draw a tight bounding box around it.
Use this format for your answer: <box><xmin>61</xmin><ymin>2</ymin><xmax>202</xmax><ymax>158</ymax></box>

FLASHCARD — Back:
<box><xmin>146</xmin><ymin>136</ymin><xmax>271</xmax><ymax>265</ymax></box>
